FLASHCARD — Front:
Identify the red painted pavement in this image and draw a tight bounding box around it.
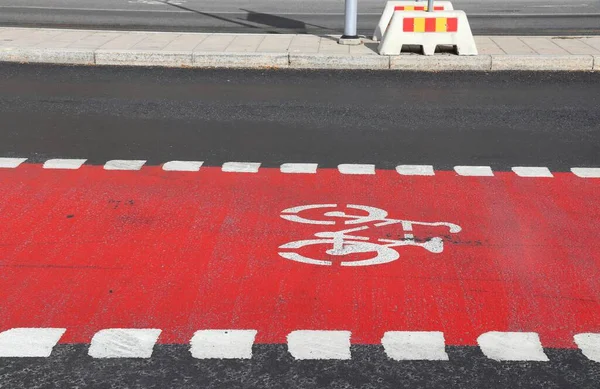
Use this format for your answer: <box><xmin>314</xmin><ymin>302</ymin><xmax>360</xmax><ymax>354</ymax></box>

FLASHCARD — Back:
<box><xmin>1</xmin><ymin>165</ymin><xmax>599</xmax><ymax>348</ymax></box>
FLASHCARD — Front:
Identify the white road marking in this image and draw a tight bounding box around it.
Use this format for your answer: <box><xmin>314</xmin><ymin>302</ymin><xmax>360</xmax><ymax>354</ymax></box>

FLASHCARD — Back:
<box><xmin>280</xmin><ymin>163</ymin><xmax>318</xmax><ymax>174</ymax></box>
<box><xmin>43</xmin><ymin>159</ymin><xmax>87</xmax><ymax>170</ymax></box>
<box><xmin>477</xmin><ymin>332</ymin><xmax>549</xmax><ymax>361</ymax></box>
<box><xmin>0</xmin><ymin>157</ymin><xmax>27</xmax><ymax>168</ymax></box>
<box><xmin>0</xmin><ymin>328</ymin><xmax>66</xmax><ymax>357</ymax></box>
<box><xmin>512</xmin><ymin>167</ymin><xmax>553</xmax><ymax>177</ymax></box>
<box><xmin>104</xmin><ymin>160</ymin><xmax>146</xmax><ymax>171</ymax></box>
<box><xmin>88</xmin><ymin>329</ymin><xmax>162</xmax><ymax>358</ymax></box>
<box><xmin>571</xmin><ymin>168</ymin><xmax>600</xmax><ymax>178</ymax></box>
<box><xmin>222</xmin><ymin>162</ymin><xmax>261</xmax><ymax>173</ymax></box>
<box><xmin>574</xmin><ymin>333</ymin><xmax>600</xmax><ymax>362</ymax></box>
<box><xmin>454</xmin><ymin>166</ymin><xmax>494</xmax><ymax>177</ymax></box>
<box><xmin>338</xmin><ymin>164</ymin><xmax>376</xmax><ymax>175</ymax></box>
<box><xmin>382</xmin><ymin>331</ymin><xmax>449</xmax><ymax>361</ymax></box>
<box><xmin>190</xmin><ymin>330</ymin><xmax>257</xmax><ymax>359</ymax></box>
<box><xmin>162</xmin><ymin>161</ymin><xmax>204</xmax><ymax>172</ymax></box>
<box><xmin>396</xmin><ymin>165</ymin><xmax>435</xmax><ymax>176</ymax></box>
<box><xmin>287</xmin><ymin>330</ymin><xmax>351</xmax><ymax>360</ymax></box>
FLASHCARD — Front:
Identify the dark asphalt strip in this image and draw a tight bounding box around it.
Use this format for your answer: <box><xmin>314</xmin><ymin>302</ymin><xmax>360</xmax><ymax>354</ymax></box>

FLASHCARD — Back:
<box><xmin>1</xmin><ymin>345</ymin><xmax>598</xmax><ymax>389</ymax></box>
<box><xmin>0</xmin><ymin>64</ymin><xmax>598</xmax><ymax>171</ymax></box>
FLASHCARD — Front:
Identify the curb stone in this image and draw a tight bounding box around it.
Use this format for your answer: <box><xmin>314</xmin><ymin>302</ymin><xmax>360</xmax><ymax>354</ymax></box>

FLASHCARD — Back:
<box><xmin>390</xmin><ymin>54</ymin><xmax>491</xmax><ymax>71</ymax></box>
<box><xmin>193</xmin><ymin>52</ymin><xmax>288</xmax><ymax>68</ymax></box>
<box><xmin>288</xmin><ymin>53</ymin><xmax>390</xmax><ymax>70</ymax></box>
<box><xmin>0</xmin><ymin>47</ymin><xmax>94</xmax><ymax>65</ymax></box>
<box><xmin>95</xmin><ymin>50</ymin><xmax>193</xmax><ymax>67</ymax></box>
<box><xmin>490</xmin><ymin>55</ymin><xmax>594</xmax><ymax>71</ymax></box>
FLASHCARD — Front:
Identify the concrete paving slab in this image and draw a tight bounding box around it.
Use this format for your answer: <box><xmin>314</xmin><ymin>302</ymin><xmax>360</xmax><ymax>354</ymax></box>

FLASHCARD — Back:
<box><xmin>225</xmin><ymin>35</ymin><xmax>266</xmax><ymax>53</ymax></box>
<box><xmin>131</xmin><ymin>33</ymin><xmax>181</xmax><ymax>50</ymax></box>
<box><xmin>474</xmin><ymin>37</ymin><xmax>505</xmax><ymax>55</ymax></box>
<box><xmin>162</xmin><ymin>34</ymin><xmax>211</xmax><ymax>51</ymax></box>
<box><xmin>193</xmin><ymin>52</ymin><xmax>288</xmax><ymax>68</ymax></box>
<box><xmin>194</xmin><ymin>35</ymin><xmax>237</xmax><ymax>52</ymax></box>
<box><xmin>67</xmin><ymin>32</ymin><xmax>121</xmax><ymax>49</ymax></box>
<box><xmin>96</xmin><ymin>50</ymin><xmax>192</xmax><ymax>67</ymax></box>
<box><xmin>318</xmin><ymin>38</ymin><xmax>350</xmax><ymax>54</ymax></box>
<box><xmin>519</xmin><ymin>38</ymin><xmax>569</xmax><ymax>55</ymax></box>
<box><xmin>581</xmin><ymin>37</ymin><xmax>600</xmax><ymax>51</ymax></box>
<box><xmin>491</xmin><ymin>55</ymin><xmax>594</xmax><ymax>71</ymax></box>
<box><xmin>288</xmin><ymin>35</ymin><xmax>320</xmax><ymax>53</ymax></box>
<box><xmin>391</xmin><ymin>54</ymin><xmax>492</xmax><ymax>71</ymax></box>
<box><xmin>490</xmin><ymin>37</ymin><xmax>536</xmax><ymax>55</ymax></box>
<box><xmin>256</xmin><ymin>35</ymin><xmax>294</xmax><ymax>53</ymax></box>
<box><xmin>289</xmin><ymin>54</ymin><xmax>389</xmax><ymax>69</ymax></box>
<box><xmin>98</xmin><ymin>33</ymin><xmax>150</xmax><ymax>50</ymax></box>
<box><xmin>550</xmin><ymin>37</ymin><xmax>600</xmax><ymax>55</ymax></box>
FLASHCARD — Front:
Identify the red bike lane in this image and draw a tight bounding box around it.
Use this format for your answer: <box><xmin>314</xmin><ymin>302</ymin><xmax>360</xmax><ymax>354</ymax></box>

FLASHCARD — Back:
<box><xmin>0</xmin><ymin>164</ymin><xmax>599</xmax><ymax>349</ymax></box>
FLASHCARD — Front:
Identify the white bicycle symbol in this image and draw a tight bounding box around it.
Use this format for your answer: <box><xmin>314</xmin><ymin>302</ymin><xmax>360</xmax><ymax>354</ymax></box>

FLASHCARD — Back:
<box><xmin>278</xmin><ymin>204</ymin><xmax>461</xmax><ymax>267</ymax></box>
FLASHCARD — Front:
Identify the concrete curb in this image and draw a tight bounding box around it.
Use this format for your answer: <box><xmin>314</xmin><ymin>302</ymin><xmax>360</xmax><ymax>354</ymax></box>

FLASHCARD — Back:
<box><xmin>0</xmin><ymin>47</ymin><xmax>598</xmax><ymax>71</ymax></box>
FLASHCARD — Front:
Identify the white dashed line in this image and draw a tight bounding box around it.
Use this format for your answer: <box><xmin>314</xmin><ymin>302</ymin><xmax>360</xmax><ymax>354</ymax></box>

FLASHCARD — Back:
<box><xmin>0</xmin><ymin>157</ymin><xmax>27</xmax><ymax>168</ymax></box>
<box><xmin>280</xmin><ymin>163</ymin><xmax>318</xmax><ymax>174</ymax></box>
<box><xmin>396</xmin><ymin>165</ymin><xmax>435</xmax><ymax>176</ymax></box>
<box><xmin>512</xmin><ymin>167</ymin><xmax>553</xmax><ymax>178</ymax></box>
<box><xmin>190</xmin><ymin>330</ymin><xmax>257</xmax><ymax>359</ymax></box>
<box><xmin>571</xmin><ymin>168</ymin><xmax>600</xmax><ymax>178</ymax></box>
<box><xmin>0</xmin><ymin>328</ymin><xmax>66</xmax><ymax>357</ymax></box>
<box><xmin>104</xmin><ymin>160</ymin><xmax>147</xmax><ymax>171</ymax></box>
<box><xmin>287</xmin><ymin>330</ymin><xmax>352</xmax><ymax>360</ymax></box>
<box><xmin>43</xmin><ymin>159</ymin><xmax>87</xmax><ymax>170</ymax></box>
<box><xmin>88</xmin><ymin>329</ymin><xmax>162</xmax><ymax>358</ymax></box>
<box><xmin>477</xmin><ymin>332</ymin><xmax>549</xmax><ymax>362</ymax></box>
<box><xmin>162</xmin><ymin>161</ymin><xmax>204</xmax><ymax>172</ymax></box>
<box><xmin>382</xmin><ymin>331</ymin><xmax>449</xmax><ymax>361</ymax></box>
<box><xmin>574</xmin><ymin>333</ymin><xmax>600</xmax><ymax>362</ymax></box>
<box><xmin>454</xmin><ymin>166</ymin><xmax>494</xmax><ymax>177</ymax></box>
<box><xmin>338</xmin><ymin>164</ymin><xmax>376</xmax><ymax>175</ymax></box>
<box><xmin>222</xmin><ymin>162</ymin><xmax>261</xmax><ymax>173</ymax></box>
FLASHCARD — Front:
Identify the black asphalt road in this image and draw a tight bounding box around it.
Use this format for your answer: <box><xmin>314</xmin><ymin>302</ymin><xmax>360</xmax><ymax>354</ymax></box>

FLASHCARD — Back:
<box><xmin>1</xmin><ymin>7</ymin><xmax>600</xmax><ymax>36</ymax></box>
<box><xmin>0</xmin><ymin>64</ymin><xmax>599</xmax><ymax>171</ymax></box>
<box><xmin>1</xmin><ymin>345</ymin><xmax>599</xmax><ymax>389</ymax></box>
<box><xmin>1</xmin><ymin>65</ymin><xmax>600</xmax><ymax>387</ymax></box>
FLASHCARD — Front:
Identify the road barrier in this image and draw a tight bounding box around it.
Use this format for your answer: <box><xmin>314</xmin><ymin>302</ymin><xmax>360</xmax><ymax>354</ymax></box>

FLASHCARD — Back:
<box><xmin>378</xmin><ymin>10</ymin><xmax>477</xmax><ymax>56</ymax></box>
<box><xmin>373</xmin><ymin>1</ymin><xmax>454</xmax><ymax>42</ymax></box>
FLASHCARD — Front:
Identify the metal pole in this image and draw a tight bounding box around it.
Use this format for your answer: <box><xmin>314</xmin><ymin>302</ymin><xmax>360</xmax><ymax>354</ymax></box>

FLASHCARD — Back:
<box><xmin>341</xmin><ymin>0</ymin><xmax>358</xmax><ymax>39</ymax></box>
<box><xmin>427</xmin><ymin>0</ymin><xmax>434</xmax><ymax>12</ymax></box>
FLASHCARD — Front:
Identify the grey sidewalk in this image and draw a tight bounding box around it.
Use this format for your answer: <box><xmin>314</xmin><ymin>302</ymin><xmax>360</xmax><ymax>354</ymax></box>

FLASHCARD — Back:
<box><xmin>0</xmin><ymin>27</ymin><xmax>599</xmax><ymax>71</ymax></box>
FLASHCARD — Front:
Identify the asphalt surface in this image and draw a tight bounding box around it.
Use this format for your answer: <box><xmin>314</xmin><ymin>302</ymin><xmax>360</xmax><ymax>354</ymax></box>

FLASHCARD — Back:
<box><xmin>0</xmin><ymin>64</ymin><xmax>599</xmax><ymax>171</ymax></box>
<box><xmin>2</xmin><ymin>345</ymin><xmax>599</xmax><ymax>389</ymax></box>
<box><xmin>1</xmin><ymin>64</ymin><xmax>600</xmax><ymax>388</ymax></box>
<box><xmin>0</xmin><ymin>0</ymin><xmax>599</xmax><ymax>35</ymax></box>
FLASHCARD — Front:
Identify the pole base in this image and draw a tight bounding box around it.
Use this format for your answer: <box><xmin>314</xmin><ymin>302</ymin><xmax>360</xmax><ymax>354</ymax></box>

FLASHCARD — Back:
<box><xmin>338</xmin><ymin>35</ymin><xmax>362</xmax><ymax>45</ymax></box>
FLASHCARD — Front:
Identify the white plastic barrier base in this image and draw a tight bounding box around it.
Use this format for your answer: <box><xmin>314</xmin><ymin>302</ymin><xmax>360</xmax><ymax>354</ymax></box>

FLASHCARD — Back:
<box><xmin>378</xmin><ymin>10</ymin><xmax>478</xmax><ymax>56</ymax></box>
<box><xmin>373</xmin><ymin>1</ymin><xmax>454</xmax><ymax>42</ymax></box>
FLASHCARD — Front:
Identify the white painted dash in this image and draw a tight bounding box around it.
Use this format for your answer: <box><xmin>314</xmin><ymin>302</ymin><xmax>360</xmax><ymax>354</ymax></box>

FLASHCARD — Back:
<box><xmin>574</xmin><ymin>333</ymin><xmax>600</xmax><ymax>362</ymax></box>
<box><xmin>512</xmin><ymin>167</ymin><xmax>553</xmax><ymax>178</ymax></box>
<box><xmin>43</xmin><ymin>159</ymin><xmax>87</xmax><ymax>170</ymax></box>
<box><xmin>280</xmin><ymin>163</ymin><xmax>318</xmax><ymax>174</ymax></box>
<box><xmin>382</xmin><ymin>331</ymin><xmax>449</xmax><ymax>361</ymax></box>
<box><xmin>104</xmin><ymin>160</ymin><xmax>146</xmax><ymax>171</ymax></box>
<box><xmin>190</xmin><ymin>330</ymin><xmax>257</xmax><ymax>359</ymax></box>
<box><xmin>396</xmin><ymin>165</ymin><xmax>435</xmax><ymax>176</ymax></box>
<box><xmin>0</xmin><ymin>328</ymin><xmax>66</xmax><ymax>357</ymax></box>
<box><xmin>287</xmin><ymin>330</ymin><xmax>351</xmax><ymax>360</ymax></box>
<box><xmin>222</xmin><ymin>162</ymin><xmax>261</xmax><ymax>173</ymax></box>
<box><xmin>454</xmin><ymin>166</ymin><xmax>494</xmax><ymax>177</ymax></box>
<box><xmin>162</xmin><ymin>161</ymin><xmax>204</xmax><ymax>172</ymax></box>
<box><xmin>88</xmin><ymin>328</ymin><xmax>162</xmax><ymax>358</ymax></box>
<box><xmin>571</xmin><ymin>168</ymin><xmax>600</xmax><ymax>178</ymax></box>
<box><xmin>0</xmin><ymin>157</ymin><xmax>27</xmax><ymax>168</ymax></box>
<box><xmin>338</xmin><ymin>164</ymin><xmax>376</xmax><ymax>175</ymax></box>
<box><xmin>477</xmin><ymin>331</ymin><xmax>549</xmax><ymax>361</ymax></box>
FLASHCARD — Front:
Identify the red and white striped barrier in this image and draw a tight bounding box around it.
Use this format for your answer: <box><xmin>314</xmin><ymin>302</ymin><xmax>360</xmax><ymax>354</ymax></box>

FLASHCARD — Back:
<box><xmin>373</xmin><ymin>1</ymin><xmax>454</xmax><ymax>42</ymax></box>
<box><xmin>378</xmin><ymin>10</ymin><xmax>478</xmax><ymax>56</ymax></box>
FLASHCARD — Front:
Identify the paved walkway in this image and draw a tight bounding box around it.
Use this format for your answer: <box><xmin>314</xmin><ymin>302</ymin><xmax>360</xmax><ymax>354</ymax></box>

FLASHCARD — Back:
<box><xmin>1</xmin><ymin>27</ymin><xmax>599</xmax><ymax>70</ymax></box>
